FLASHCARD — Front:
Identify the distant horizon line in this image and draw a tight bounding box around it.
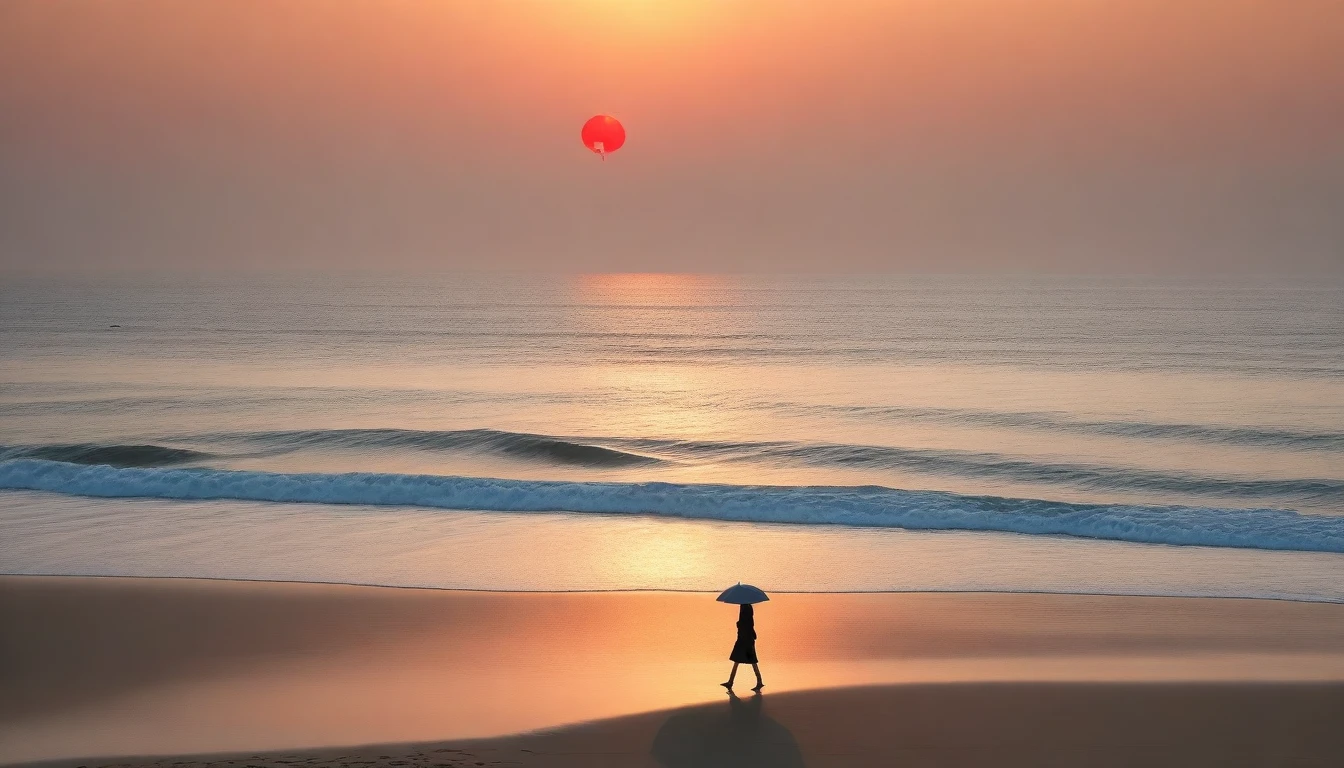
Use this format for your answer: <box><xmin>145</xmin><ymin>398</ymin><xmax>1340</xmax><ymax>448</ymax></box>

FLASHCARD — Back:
<box><xmin>4</xmin><ymin>266</ymin><xmax>1343</xmax><ymax>279</ymax></box>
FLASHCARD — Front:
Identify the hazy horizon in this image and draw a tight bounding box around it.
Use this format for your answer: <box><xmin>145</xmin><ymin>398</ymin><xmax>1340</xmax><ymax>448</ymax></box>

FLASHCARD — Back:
<box><xmin>3</xmin><ymin>0</ymin><xmax>1342</xmax><ymax>274</ymax></box>
<box><xmin>5</xmin><ymin>266</ymin><xmax>1344</xmax><ymax>279</ymax></box>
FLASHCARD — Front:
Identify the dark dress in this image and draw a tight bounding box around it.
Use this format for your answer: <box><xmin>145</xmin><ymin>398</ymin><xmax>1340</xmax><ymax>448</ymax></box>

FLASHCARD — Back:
<box><xmin>729</xmin><ymin>604</ymin><xmax>758</xmax><ymax>664</ymax></box>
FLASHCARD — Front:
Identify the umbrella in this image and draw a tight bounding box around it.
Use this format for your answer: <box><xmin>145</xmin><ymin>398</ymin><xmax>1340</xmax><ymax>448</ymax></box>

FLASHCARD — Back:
<box><xmin>717</xmin><ymin>583</ymin><xmax>770</xmax><ymax>605</ymax></box>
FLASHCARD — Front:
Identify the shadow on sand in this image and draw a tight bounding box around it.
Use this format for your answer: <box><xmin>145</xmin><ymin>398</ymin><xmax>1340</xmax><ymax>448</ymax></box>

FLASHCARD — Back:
<box><xmin>651</xmin><ymin>690</ymin><xmax>806</xmax><ymax>768</ymax></box>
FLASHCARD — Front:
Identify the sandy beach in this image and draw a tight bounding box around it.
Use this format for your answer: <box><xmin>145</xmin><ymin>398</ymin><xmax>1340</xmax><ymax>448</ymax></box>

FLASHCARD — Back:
<box><xmin>4</xmin><ymin>576</ymin><xmax>1343</xmax><ymax>766</ymax></box>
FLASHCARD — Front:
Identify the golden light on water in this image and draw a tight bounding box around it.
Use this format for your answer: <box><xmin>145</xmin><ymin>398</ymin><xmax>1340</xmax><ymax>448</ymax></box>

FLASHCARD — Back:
<box><xmin>607</xmin><ymin>522</ymin><xmax>715</xmax><ymax>584</ymax></box>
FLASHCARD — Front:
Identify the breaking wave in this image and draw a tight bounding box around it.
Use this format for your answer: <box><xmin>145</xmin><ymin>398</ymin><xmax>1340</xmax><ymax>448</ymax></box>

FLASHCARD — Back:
<box><xmin>184</xmin><ymin>428</ymin><xmax>1344</xmax><ymax>500</ymax></box>
<box><xmin>1</xmin><ymin>459</ymin><xmax>1342</xmax><ymax>553</ymax></box>
<box><xmin>4</xmin><ymin>429</ymin><xmax>1341</xmax><ymax>505</ymax></box>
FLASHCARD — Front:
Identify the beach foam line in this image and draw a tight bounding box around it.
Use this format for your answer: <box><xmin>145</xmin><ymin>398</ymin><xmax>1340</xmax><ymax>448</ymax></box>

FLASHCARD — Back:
<box><xmin>2</xmin><ymin>458</ymin><xmax>1342</xmax><ymax>553</ymax></box>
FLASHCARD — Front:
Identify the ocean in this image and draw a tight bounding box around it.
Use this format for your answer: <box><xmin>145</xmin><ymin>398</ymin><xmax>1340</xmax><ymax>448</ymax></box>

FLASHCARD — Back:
<box><xmin>2</xmin><ymin>273</ymin><xmax>1342</xmax><ymax>600</ymax></box>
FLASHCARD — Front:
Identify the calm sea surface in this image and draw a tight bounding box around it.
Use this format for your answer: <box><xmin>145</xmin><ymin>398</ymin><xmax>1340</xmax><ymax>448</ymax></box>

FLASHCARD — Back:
<box><xmin>2</xmin><ymin>273</ymin><xmax>1342</xmax><ymax>599</ymax></box>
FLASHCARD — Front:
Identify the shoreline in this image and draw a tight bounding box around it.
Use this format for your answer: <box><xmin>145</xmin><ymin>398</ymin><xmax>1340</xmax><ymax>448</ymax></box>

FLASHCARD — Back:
<box><xmin>8</xmin><ymin>489</ymin><xmax>1342</xmax><ymax>602</ymax></box>
<box><xmin>5</xmin><ymin>571</ymin><xmax>1343</xmax><ymax>605</ymax></box>
<box><xmin>4</xmin><ymin>575</ymin><xmax>1344</xmax><ymax>765</ymax></box>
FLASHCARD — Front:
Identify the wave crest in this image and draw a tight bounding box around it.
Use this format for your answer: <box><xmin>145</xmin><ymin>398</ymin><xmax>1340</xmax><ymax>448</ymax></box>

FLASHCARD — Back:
<box><xmin>233</xmin><ymin>428</ymin><xmax>661</xmax><ymax>467</ymax></box>
<box><xmin>0</xmin><ymin>444</ymin><xmax>212</xmax><ymax>468</ymax></box>
<box><xmin>802</xmin><ymin>405</ymin><xmax>1344</xmax><ymax>452</ymax></box>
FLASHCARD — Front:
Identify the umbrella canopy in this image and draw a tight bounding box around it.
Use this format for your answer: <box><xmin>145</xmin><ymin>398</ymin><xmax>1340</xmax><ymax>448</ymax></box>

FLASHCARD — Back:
<box><xmin>717</xmin><ymin>583</ymin><xmax>770</xmax><ymax>605</ymax></box>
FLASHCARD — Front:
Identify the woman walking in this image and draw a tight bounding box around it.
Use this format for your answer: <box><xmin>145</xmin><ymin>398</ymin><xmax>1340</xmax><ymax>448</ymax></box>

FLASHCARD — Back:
<box><xmin>722</xmin><ymin>602</ymin><xmax>764</xmax><ymax>692</ymax></box>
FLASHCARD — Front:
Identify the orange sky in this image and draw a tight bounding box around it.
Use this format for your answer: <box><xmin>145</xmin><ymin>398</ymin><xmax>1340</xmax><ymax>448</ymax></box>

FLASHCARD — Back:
<box><xmin>2</xmin><ymin>0</ymin><xmax>1342</xmax><ymax>272</ymax></box>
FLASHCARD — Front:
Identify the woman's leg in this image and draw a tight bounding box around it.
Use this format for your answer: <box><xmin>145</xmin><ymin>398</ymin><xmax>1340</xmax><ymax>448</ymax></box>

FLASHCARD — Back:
<box><xmin>722</xmin><ymin>662</ymin><xmax>739</xmax><ymax>688</ymax></box>
<box><xmin>751</xmin><ymin>663</ymin><xmax>764</xmax><ymax>691</ymax></box>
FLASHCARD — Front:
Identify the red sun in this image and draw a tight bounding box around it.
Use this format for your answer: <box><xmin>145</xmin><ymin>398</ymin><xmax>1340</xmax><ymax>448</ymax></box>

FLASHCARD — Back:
<box><xmin>581</xmin><ymin>115</ymin><xmax>626</xmax><ymax>158</ymax></box>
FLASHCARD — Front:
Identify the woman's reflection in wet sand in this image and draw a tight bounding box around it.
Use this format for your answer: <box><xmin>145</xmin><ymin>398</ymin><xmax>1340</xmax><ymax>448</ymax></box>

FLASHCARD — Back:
<box><xmin>652</xmin><ymin>690</ymin><xmax>805</xmax><ymax>768</ymax></box>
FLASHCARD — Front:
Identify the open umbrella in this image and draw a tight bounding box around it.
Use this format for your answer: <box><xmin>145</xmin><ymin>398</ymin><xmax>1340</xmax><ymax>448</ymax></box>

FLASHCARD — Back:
<box><xmin>717</xmin><ymin>583</ymin><xmax>769</xmax><ymax>605</ymax></box>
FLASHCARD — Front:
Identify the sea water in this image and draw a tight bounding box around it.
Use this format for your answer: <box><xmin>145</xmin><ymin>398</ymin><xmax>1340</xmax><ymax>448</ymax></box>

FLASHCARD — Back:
<box><xmin>2</xmin><ymin>273</ymin><xmax>1342</xmax><ymax>598</ymax></box>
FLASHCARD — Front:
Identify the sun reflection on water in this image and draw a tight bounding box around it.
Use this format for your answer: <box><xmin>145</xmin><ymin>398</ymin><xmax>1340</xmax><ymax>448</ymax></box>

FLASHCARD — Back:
<box><xmin>607</xmin><ymin>522</ymin><xmax>716</xmax><ymax>586</ymax></box>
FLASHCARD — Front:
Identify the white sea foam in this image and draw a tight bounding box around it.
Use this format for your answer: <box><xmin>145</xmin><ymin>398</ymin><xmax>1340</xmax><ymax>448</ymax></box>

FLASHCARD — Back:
<box><xmin>2</xmin><ymin>459</ymin><xmax>1341</xmax><ymax>553</ymax></box>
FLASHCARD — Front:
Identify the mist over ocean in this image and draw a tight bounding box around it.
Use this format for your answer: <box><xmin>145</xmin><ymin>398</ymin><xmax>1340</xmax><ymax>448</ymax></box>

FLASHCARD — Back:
<box><xmin>3</xmin><ymin>273</ymin><xmax>1342</xmax><ymax>599</ymax></box>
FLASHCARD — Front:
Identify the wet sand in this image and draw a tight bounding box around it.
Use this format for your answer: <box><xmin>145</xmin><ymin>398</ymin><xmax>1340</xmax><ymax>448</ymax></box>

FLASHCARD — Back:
<box><xmin>3</xmin><ymin>576</ymin><xmax>1343</xmax><ymax>766</ymax></box>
